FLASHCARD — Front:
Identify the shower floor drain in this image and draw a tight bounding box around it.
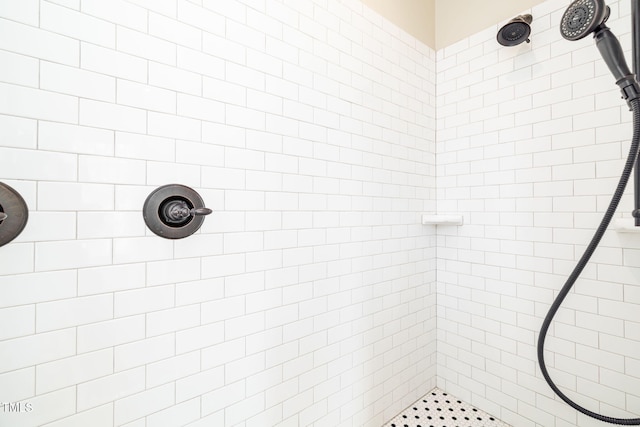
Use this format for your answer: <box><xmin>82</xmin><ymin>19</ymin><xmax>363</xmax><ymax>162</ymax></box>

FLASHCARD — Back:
<box><xmin>383</xmin><ymin>388</ymin><xmax>511</xmax><ymax>427</ymax></box>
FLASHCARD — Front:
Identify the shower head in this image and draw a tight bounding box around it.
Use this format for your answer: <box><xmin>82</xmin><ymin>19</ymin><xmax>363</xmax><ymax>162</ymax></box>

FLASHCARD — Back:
<box><xmin>497</xmin><ymin>14</ymin><xmax>532</xmax><ymax>46</ymax></box>
<box><xmin>560</xmin><ymin>0</ymin><xmax>610</xmax><ymax>41</ymax></box>
<box><xmin>560</xmin><ymin>0</ymin><xmax>640</xmax><ymax>108</ymax></box>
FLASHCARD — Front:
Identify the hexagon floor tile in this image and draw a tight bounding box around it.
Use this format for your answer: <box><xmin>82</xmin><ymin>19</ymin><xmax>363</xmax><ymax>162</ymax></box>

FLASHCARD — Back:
<box><xmin>383</xmin><ymin>388</ymin><xmax>511</xmax><ymax>427</ymax></box>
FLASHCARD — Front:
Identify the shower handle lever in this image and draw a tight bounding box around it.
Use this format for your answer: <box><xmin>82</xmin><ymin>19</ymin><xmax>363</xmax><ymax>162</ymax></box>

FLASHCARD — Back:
<box><xmin>0</xmin><ymin>212</ymin><xmax>7</xmax><ymax>222</ymax></box>
<box><xmin>190</xmin><ymin>207</ymin><xmax>213</xmax><ymax>216</ymax></box>
<box><xmin>162</xmin><ymin>200</ymin><xmax>212</xmax><ymax>224</ymax></box>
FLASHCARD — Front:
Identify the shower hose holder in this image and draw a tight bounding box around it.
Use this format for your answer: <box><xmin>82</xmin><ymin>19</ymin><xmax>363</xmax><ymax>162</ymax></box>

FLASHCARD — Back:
<box><xmin>143</xmin><ymin>184</ymin><xmax>212</xmax><ymax>239</ymax></box>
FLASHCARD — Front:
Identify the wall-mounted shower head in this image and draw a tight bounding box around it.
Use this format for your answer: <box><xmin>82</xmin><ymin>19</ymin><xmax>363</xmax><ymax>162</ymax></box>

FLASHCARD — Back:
<box><xmin>497</xmin><ymin>14</ymin><xmax>533</xmax><ymax>46</ymax></box>
<box><xmin>560</xmin><ymin>0</ymin><xmax>640</xmax><ymax>108</ymax></box>
<box><xmin>560</xmin><ymin>0</ymin><xmax>610</xmax><ymax>41</ymax></box>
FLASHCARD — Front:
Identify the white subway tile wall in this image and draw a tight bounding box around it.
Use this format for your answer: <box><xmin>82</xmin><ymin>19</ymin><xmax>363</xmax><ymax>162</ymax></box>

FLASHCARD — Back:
<box><xmin>437</xmin><ymin>0</ymin><xmax>640</xmax><ymax>426</ymax></box>
<box><xmin>0</xmin><ymin>0</ymin><xmax>436</xmax><ymax>426</ymax></box>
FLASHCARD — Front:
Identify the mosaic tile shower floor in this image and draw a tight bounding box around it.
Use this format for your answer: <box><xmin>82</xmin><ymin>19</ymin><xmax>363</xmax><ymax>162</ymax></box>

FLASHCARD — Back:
<box><xmin>383</xmin><ymin>388</ymin><xmax>511</xmax><ymax>427</ymax></box>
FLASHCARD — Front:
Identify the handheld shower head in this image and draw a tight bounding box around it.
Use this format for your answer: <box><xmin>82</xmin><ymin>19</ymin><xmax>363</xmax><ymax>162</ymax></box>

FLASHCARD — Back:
<box><xmin>560</xmin><ymin>0</ymin><xmax>609</xmax><ymax>41</ymax></box>
<box><xmin>560</xmin><ymin>0</ymin><xmax>640</xmax><ymax>108</ymax></box>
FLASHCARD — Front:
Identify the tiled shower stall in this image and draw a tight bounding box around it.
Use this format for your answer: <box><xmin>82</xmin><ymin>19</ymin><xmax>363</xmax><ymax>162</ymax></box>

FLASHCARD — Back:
<box><xmin>0</xmin><ymin>0</ymin><xmax>638</xmax><ymax>426</ymax></box>
<box><xmin>0</xmin><ymin>0</ymin><xmax>438</xmax><ymax>426</ymax></box>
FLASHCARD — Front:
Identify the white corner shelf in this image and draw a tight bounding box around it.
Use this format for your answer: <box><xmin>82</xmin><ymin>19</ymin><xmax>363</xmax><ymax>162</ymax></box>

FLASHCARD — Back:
<box><xmin>421</xmin><ymin>214</ymin><xmax>464</xmax><ymax>226</ymax></box>
<box><xmin>613</xmin><ymin>218</ymin><xmax>640</xmax><ymax>233</ymax></box>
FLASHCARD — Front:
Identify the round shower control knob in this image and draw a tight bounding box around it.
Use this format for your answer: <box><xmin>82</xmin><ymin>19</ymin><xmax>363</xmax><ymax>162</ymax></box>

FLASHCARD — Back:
<box><xmin>0</xmin><ymin>182</ymin><xmax>29</xmax><ymax>247</ymax></box>
<box><xmin>143</xmin><ymin>184</ymin><xmax>212</xmax><ymax>239</ymax></box>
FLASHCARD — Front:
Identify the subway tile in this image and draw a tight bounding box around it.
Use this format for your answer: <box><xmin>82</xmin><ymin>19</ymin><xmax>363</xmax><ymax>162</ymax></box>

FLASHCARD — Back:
<box><xmin>117</xmin><ymin>79</ymin><xmax>176</xmax><ymax>114</ymax></box>
<box><xmin>201</xmin><ymin>122</ymin><xmax>246</xmax><ymax>148</ymax></box>
<box><xmin>114</xmin><ymin>185</ymin><xmax>151</xmax><ymax>211</ymax></box>
<box><xmin>177</xmin><ymin>46</ymin><xmax>225</xmax><ymax>79</ymax></box>
<box><xmin>35</xmin><ymin>239</ymin><xmax>112</xmax><ymax>271</ymax></box>
<box><xmin>0</xmin><ymin>115</ymin><xmax>36</xmax><ymax>150</ymax></box>
<box><xmin>149</xmin><ymin>12</ymin><xmax>201</xmax><ymax>49</ymax></box>
<box><xmin>77</xmin><ymin>315</ymin><xmax>145</xmax><ymax>353</ymax></box>
<box><xmin>244</xmin><ymin>212</ymin><xmax>281</xmax><ymax>231</ymax></box>
<box><xmin>184</xmin><ymin>411</ymin><xmax>225</xmax><ymax>427</ymax></box>
<box><xmin>38</xmin><ymin>182</ymin><xmax>114</xmax><ymax>211</ymax></box>
<box><xmin>146</xmin><ymin>351</ymin><xmax>200</xmax><ymax>389</ymax></box>
<box><xmin>177</xmin><ymin>0</ymin><xmax>225</xmax><ymax>35</ymax></box>
<box><xmin>36</xmin><ymin>348</ymin><xmax>113</xmax><ymax>394</ymax></box>
<box><xmin>200</xmin><ymin>338</ymin><xmax>245</xmax><ymax>371</ymax></box>
<box><xmin>0</xmin><ymin>82</ymin><xmax>78</xmax><ymax>123</ymax></box>
<box><xmin>0</xmin><ymin>328</ymin><xmax>76</xmax><ymax>374</ymax></box>
<box><xmin>174</xmin><ymin>233</ymin><xmax>224</xmax><ymax>258</ymax></box>
<box><xmin>0</xmin><ymin>0</ymin><xmax>39</xmax><ymax>25</ymax></box>
<box><xmin>113</xmin><ymin>237</ymin><xmax>173</xmax><ymax>264</ymax></box>
<box><xmin>175</xmin><ymin>278</ymin><xmax>224</xmax><ymax>306</ymax></box>
<box><xmin>174</xmin><ymin>140</ymin><xmax>224</xmax><ymax>167</ymax></box>
<box><xmin>225</xmin><ymin>312</ymin><xmax>264</xmax><ymax>340</ymax></box>
<box><xmin>226</xmin><ymin>105</ymin><xmax>266</xmax><ymax>131</ymax></box>
<box><xmin>41</xmin><ymin>1</ymin><xmax>115</xmax><ymax>48</ymax></box>
<box><xmin>175</xmin><ymin>366</ymin><xmax>224</xmax><ymax>403</ymax></box>
<box><xmin>177</xmin><ymin>93</ymin><xmax>225</xmax><ymax>123</ymax></box>
<box><xmin>79</xmin><ymin>155</ymin><xmax>146</xmax><ymax>184</ymax></box>
<box><xmin>149</xmin><ymin>62</ymin><xmax>202</xmax><ymax>96</ymax></box>
<box><xmin>114</xmin><ymin>334</ymin><xmax>175</xmax><ymax>372</ymax></box>
<box><xmin>0</xmin><ymin>305</ymin><xmax>34</xmax><ymax>340</ymax></box>
<box><xmin>80</xmin><ymin>99</ymin><xmax>146</xmax><ymax>133</ymax></box>
<box><xmin>117</xmin><ymin>26</ymin><xmax>176</xmax><ymax>65</ymax></box>
<box><xmin>36</xmin><ymin>294</ymin><xmax>113</xmax><ymax>332</ymax></box>
<box><xmin>147</xmin><ymin>258</ymin><xmax>201</xmax><ymax>287</ymax></box>
<box><xmin>42</xmin><ymin>404</ymin><xmax>113</xmax><ymax>427</ymax></box>
<box><xmin>247</xmin><ymin>249</ymin><xmax>282</xmax><ymax>272</ymax></box>
<box><xmin>225</xmin><ymin>190</ymin><xmax>265</xmax><ymax>211</ymax></box>
<box><xmin>146</xmin><ymin>398</ymin><xmax>201</xmax><ymax>427</ymax></box>
<box><xmin>202</xmin><ymin>33</ymin><xmax>246</xmax><ymax>65</ymax></box>
<box><xmin>146</xmin><ymin>161</ymin><xmax>201</xmax><ymax>187</ymax></box>
<box><xmin>0</xmin><ymin>270</ymin><xmax>76</xmax><ymax>308</ymax></box>
<box><xmin>81</xmin><ymin>43</ymin><xmax>148</xmax><ymax>82</ymax></box>
<box><xmin>77</xmin><ymin>367</ymin><xmax>145</xmax><ymax>411</ymax></box>
<box><xmin>574</xmin><ymin>107</ymin><xmax>621</xmax><ymax>131</ymax></box>
<box><xmin>114</xmin><ymin>285</ymin><xmax>174</xmax><ymax>318</ymax></box>
<box><xmin>226</xmin><ymin>391</ymin><xmax>265</xmax><ymax>426</ymax></box>
<box><xmin>247</xmin><ymin>49</ymin><xmax>284</xmax><ymax>80</ymax></box>
<box><xmin>176</xmin><ymin>322</ymin><xmax>224</xmax><ymax>353</ymax></box>
<box><xmin>77</xmin><ymin>212</ymin><xmax>144</xmax><ymax>239</ymax></box>
<box><xmin>127</xmin><ymin>0</ymin><xmax>176</xmax><ymax>17</ymax></box>
<box><xmin>201</xmin><ymin>381</ymin><xmax>245</xmax><ymax>417</ymax></box>
<box><xmin>0</xmin><ymin>18</ymin><xmax>79</xmax><ymax>66</ymax></box>
<box><xmin>0</xmin><ymin>49</ymin><xmax>38</xmax><ymax>87</ymax></box>
<box><xmin>227</xmin><ymin>20</ymin><xmax>265</xmax><ymax>51</ymax></box>
<box><xmin>0</xmin><ymin>387</ymin><xmax>76</xmax><ymax>427</ymax></box>
<box><xmin>39</xmin><ymin>121</ymin><xmax>113</xmax><ymax>156</ymax></box>
<box><xmin>203</xmin><ymin>77</ymin><xmax>247</xmax><ymax>106</ymax></box>
<box><xmin>201</xmin><ymin>295</ymin><xmax>244</xmax><ymax>324</ymax></box>
<box><xmin>82</xmin><ymin>0</ymin><xmax>148</xmax><ymax>31</ymax></box>
<box><xmin>78</xmin><ymin>263</ymin><xmax>145</xmax><ymax>296</ymax></box>
<box><xmin>226</xmin><ymin>147</ymin><xmax>265</xmax><ymax>170</ymax></box>
<box><xmin>148</xmin><ymin>111</ymin><xmax>201</xmax><ymax>141</ymax></box>
<box><xmin>0</xmin><ymin>147</ymin><xmax>77</xmax><ymax>181</ymax></box>
<box><xmin>224</xmin><ymin>271</ymin><xmax>264</xmax><ymax>297</ymax></box>
<box><xmin>226</xmin><ymin>62</ymin><xmax>265</xmax><ymax>91</ymax></box>
<box><xmin>0</xmin><ymin>368</ymin><xmax>35</xmax><ymax>402</ymax></box>
<box><xmin>115</xmin><ymin>132</ymin><xmax>175</xmax><ymax>161</ymax></box>
<box><xmin>5</xmin><ymin>0</ymin><xmax>630</xmax><ymax>426</ymax></box>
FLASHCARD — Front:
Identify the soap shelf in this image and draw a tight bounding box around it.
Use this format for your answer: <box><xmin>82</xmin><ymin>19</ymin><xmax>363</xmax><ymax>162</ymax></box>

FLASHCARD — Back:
<box><xmin>613</xmin><ymin>219</ymin><xmax>640</xmax><ymax>233</ymax></box>
<box><xmin>421</xmin><ymin>214</ymin><xmax>464</xmax><ymax>226</ymax></box>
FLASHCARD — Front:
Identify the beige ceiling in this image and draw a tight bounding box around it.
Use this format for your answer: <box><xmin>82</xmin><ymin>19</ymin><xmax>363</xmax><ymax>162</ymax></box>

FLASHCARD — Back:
<box><xmin>360</xmin><ymin>0</ymin><xmax>549</xmax><ymax>49</ymax></box>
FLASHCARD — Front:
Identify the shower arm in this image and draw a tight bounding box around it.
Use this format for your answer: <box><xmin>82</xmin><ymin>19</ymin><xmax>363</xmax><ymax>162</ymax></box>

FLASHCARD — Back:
<box><xmin>633</xmin><ymin>0</ymin><xmax>640</xmax><ymax>226</ymax></box>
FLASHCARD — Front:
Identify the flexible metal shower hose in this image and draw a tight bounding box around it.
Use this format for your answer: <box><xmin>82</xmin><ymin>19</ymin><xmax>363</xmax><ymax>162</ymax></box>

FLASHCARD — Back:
<box><xmin>537</xmin><ymin>97</ymin><xmax>640</xmax><ymax>425</ymax></box>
